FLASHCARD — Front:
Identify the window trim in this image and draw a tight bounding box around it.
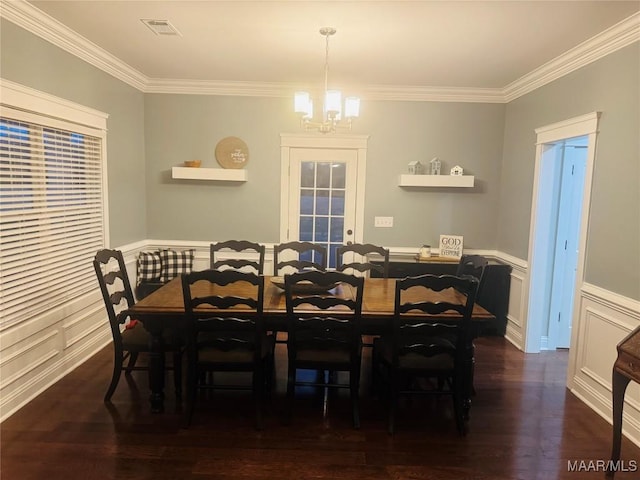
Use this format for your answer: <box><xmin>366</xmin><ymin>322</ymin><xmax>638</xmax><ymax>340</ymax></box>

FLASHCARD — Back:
<box><xmin>0</xmin><ymin>79</ymin><xmax>109</xmax><ymax>328</ymax></box>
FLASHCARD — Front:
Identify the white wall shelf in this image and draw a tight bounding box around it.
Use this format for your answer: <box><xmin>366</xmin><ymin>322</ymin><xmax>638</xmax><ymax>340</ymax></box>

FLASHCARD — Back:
<box><xmin>172</xmin><ymin>167</ymin><xmax>247</xmax><ymax>182</ymax></box>
<box><xmin>398</xmin><ymin>174</ymin><xmax>474</xmax><ymax>188</ymax></box>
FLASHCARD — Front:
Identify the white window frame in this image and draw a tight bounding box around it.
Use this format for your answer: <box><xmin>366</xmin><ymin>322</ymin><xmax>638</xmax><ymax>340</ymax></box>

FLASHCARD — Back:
<box><xmin>0</xmin><ymin>79</ymin><xmax>109</xmax><ymax>328</ymax></box>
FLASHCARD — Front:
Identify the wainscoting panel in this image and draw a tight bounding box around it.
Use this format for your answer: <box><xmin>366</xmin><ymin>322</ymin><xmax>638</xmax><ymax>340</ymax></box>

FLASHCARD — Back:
<box><xmin>494</xmin><ymin>252</ymin><xmax>527</xmax><ymax>351</ymax></box>
<box><xmin>0</xmin><ymin>243</ymin><xmax>142</xmax><ymax>422</ymax></box>
<box><xmin>570</xmin><ymin>283</ymin><xmax>640</xmax><ymax>447</ymax></box>
<box><xmin>506</xmin><ymin>269</ymin><xmax>526</xmax><ymax>349</ymax></box>
<box><xmin>0</xmin><ymin>289</ymin><xmax>110</xmax><ymax>421</ymax></box>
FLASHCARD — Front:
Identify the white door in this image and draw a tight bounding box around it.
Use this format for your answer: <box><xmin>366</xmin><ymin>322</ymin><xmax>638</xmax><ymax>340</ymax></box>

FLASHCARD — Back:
<box><xmin>288</xmin><ymin>148</ymin><xmax>357</xmax><ymax>268</ymax></box>
<box><xmin>548</xmin><ymin>142</ymin><xmax>587</xmax><ymax>349</ymax></box>
<box><xmin>280</xmin><ymin>134</ymin><xmax>368</xmax><ymax>270</ymax></box>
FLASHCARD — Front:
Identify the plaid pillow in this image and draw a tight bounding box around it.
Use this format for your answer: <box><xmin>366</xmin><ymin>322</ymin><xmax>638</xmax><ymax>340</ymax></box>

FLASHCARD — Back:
<box><xmin>159</xmin><ymin>249</ymin><xmax>195</xmax><ymax>283</ymax></box>
<box><xmin>136</xmin><ymin>250</ymin><xmax>162</xmax><ymax>284</ymax></box>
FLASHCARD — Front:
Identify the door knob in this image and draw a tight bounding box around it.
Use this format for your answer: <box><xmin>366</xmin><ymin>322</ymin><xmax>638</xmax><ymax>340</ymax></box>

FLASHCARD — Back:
<box><xmin>347</xmin><ymin>229</ymin><xmax>353</xmax><ymax>235</ymax></box>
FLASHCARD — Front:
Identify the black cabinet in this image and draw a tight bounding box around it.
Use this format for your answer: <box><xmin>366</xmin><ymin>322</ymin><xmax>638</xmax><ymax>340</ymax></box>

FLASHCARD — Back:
<box><xmin>371</xmin><ymin>260</ymin><xmax>512</xmax><ymax>336</ymax></box>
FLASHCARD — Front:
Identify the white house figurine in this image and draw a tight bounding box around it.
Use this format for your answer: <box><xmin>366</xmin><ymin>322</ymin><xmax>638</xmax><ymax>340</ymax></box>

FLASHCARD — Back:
<box><xmin>450</xmin><ymin>165</ymin><xmax>464</xmax><ymax>176</ymax></box>
<box><xmin>429</xmin><ymin>157</ymin><xmax>441</xmax><ymax>175</ymax></box>
<box><xmin>408</xmin><ymin>160</ymin><xmax>423</xmax><ymax>175</ymax></box>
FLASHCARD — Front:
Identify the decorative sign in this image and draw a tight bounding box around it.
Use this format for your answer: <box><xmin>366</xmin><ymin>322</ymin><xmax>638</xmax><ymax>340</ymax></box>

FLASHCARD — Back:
<box><xmin>215</xmin><ymin>136</ymin><xmax>249</xmax><ymax>169</ymax></box>
<box><xmin>439</xmin><ymin>234</ymin><xmax>463</xmax><ymax>259</ymax></box>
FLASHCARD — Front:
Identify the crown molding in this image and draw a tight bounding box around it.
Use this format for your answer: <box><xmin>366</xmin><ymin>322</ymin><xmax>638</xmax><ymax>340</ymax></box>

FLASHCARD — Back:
<box><xmin>144</xmin><ymin>79</ymin><xmax>293</xmax><ymax>97</ymax></box>
<box><xmin>360</xmin><ymin>85</ymin><xmax>506</xmax><ymax>103</ymax></box>
<box><xmin>503</xmin><ymin>12</ymin><xmax>640</xmax><ymax>102</ymax></box>
<box><xmin>145</xmin><ymin>78</ymin><xmax>506</xmax><ymax>102</ymax></box>
<box><xmin>2</xmin><ymin>0</ymin><xmax>638</xmax><ymax>103</ymax></box>
<box><xmin>0</xmin><ymin>0</ymin><xmax>148</xmax><ymax>90</ymax></box>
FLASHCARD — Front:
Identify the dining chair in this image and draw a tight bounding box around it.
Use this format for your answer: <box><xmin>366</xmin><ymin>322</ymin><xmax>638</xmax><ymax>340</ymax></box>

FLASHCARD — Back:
<box><xmin>336</xmin><ymin>243</ymin><xmax>390</xmax><ymax>278</ymax></box>
<box><xmin>181</xmin><ymin>269</ymin><xmax>274</xmax><ymax>430</ymax></box>
<box><xmin>372</xmin><ymin>274</ymin><xmax>479</xmax><ymax>435</ymax></box>
<box><xmin>456</xmin><ymin>254</ymin><xmax>488</xmax><ymax>293</ymax></box>
<box><xmin>284</xmin><ymin>270</ymin><xmax>364</xmax><ymax>428</ymax></box>
<box><xmin>455</xmin><ymin>254</ymin><xmax>488</xmax><ymax>393</ymax></box>
<box><xmin>210</xmin><ymin>239</ymin><xmax>265</xmax><ymax>274</ymax></box>
<box><xmin>273</xmin><ymin>241</ymin><xmax>327</xmax><ymax>276</ymax></box>
<box><xmin>93</xmin><ymin>248</ymin><xmax>183</xmax><ymax>402</ymax></box>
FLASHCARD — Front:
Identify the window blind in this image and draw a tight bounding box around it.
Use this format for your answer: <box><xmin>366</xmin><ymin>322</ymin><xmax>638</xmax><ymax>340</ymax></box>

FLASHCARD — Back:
<box><xmin>0</xmin><ymin>112</ymin><xmax>105</xmax><ymax>326</ymax></box>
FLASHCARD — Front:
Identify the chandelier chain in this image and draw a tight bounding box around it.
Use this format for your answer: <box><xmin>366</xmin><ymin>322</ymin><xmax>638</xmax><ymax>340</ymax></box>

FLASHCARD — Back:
<box><xmin>324</xmin><ymin>31</ymin><xmax>330</xmax><ymax>97</ymax></box>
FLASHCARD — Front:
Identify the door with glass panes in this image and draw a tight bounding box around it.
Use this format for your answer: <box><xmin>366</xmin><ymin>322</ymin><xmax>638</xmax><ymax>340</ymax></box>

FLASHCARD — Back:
<box><xmin>287</xmin><ymin>147</ymin><xmax>358</xmax><ymax>269</ymax></box>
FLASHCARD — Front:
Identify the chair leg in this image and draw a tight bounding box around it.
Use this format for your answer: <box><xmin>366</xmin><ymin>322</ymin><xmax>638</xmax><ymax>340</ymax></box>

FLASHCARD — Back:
<box><xmin>253</xmin><ymin>369</ymin><xmax>264</xmax><ymax>431</ymax></box>
<box><xmin>470</xmin><ymin>341</ymin><xmax>476</xmax><ymax>396</ymax></box>
<box><xmin>265</xmin><ymin>353</ymin><xmax>275</xmax><ymax>400</ymax></box>
<box><xmin>388</xmin><ymin>370</ymin><xmax>398</xmax><ymax>435</ymax></box>
<box><xmin>452</xmin><ymin>377</ymin><xmax>467</xmax><ymax>436</ymax></box>
<box><xmin>125</xmin><ymin>352</ymin><xmax>139</xmax><ymax>373</ymax></box>
<box><xmin>371</xmin><ymin>345</ymin><xmax>379</xmax><ymax>396</ymax></box>
<box><xmin>351</xmin><ymin>367</ymin><xmax>361</xmax><ymax>429</ymax></box>
<box><xmin>285</xmin><ymin>363</ymin><xmax>295</xmax><ymax>425</ymax></box>
<box><xmin>104</xmin><ymin>351</ymin><xmax>124</xmax><ymax>402</ymax></box>
<box><xmin>183</xmin><ymin>364</ymin><xmax>198</xmax><ymax>428</ymax></box>
<box><xmin>173</xmin><ymin>350</ymin><xmax>183</xmax><ymax>400</ymax></box>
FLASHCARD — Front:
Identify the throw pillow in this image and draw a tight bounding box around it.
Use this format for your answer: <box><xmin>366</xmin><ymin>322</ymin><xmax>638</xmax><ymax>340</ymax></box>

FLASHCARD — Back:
<box><xmin>136</xmin><ymin>250</ymin><xmax>162</xmax><ymax>284</ymax></box>
<box><xmin>159</xmin><ymin>248</ymin><xmax>195</xmax><ymax>283</ymax></box>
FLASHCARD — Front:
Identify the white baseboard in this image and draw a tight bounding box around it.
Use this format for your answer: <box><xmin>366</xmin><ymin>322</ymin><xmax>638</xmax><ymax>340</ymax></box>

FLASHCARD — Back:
<box><xmin>0</xmin><ymin>330</ymin><xmax>111</xmax><ymax>422</ymax></box>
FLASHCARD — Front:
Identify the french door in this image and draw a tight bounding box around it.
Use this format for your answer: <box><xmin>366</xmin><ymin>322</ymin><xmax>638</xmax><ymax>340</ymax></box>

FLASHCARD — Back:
<box><xmin>280</xmin><ymin>134</ymin><xmax>368</xmax><ymax>270</ymax></box>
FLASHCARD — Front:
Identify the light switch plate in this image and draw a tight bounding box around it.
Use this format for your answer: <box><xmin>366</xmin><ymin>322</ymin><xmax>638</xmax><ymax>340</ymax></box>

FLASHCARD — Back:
<box><xmin>374</xmin><ymin>216</ymin><xmax>394</xmax><ymax>228</ymax></box>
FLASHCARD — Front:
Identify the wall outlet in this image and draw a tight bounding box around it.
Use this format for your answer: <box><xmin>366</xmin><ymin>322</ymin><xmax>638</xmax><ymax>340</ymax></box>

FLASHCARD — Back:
<box><xmin>374</xmin><ymin>216</ymin><xmax>394</xmax><ymax>228</ymax></box>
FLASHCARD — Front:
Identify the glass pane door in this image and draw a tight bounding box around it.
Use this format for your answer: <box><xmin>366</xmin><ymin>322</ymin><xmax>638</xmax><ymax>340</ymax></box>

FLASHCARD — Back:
<box><xmin>289</xmin><ymin>148</ymin><xmax>357</xmax><ymax>268</ymax></box>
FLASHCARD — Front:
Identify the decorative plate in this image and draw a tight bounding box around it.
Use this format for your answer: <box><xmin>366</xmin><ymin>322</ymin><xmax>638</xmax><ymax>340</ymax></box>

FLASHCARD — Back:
<box><xmin>270</xmin><ymin>277</ymin><xmax>339</xmax><ymax>293</ymax></box>
<box><xmin>215</xmin><ymin>136</ymin><xmax>249</xmax><ymax>169</ymax></box>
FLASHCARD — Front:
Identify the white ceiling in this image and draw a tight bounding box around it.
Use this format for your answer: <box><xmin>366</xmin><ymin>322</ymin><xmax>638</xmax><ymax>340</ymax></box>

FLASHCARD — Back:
<box><xmin>10</xmin><ymin>1</ymin><xmax>640</xmax><ymax>100</ymax></box>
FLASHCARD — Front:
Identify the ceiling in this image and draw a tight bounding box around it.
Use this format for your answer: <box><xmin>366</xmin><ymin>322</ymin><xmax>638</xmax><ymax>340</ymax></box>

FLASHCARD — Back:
<box><xmin>10</xmin><ymin>1</ymin><xmax>640</xmax><ymax>100</ymax></box>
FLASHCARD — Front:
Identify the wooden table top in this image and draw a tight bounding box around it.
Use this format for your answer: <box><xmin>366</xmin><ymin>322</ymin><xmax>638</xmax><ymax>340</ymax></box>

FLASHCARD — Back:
<box><xmin>130</xmin><ymin>276</ymin><xmax>494</xmax><ymax>322</ymax></box>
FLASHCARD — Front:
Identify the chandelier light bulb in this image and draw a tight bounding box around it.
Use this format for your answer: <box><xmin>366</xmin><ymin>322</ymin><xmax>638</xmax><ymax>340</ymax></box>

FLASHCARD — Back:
<box><xmin>294</xmin><ymin>92</ymin><xmax>309</xmax><ymax>114</ymax></box>
<box><xmin>294</xmin><ymin>27</ymin><xmax>360</xmax><ymax>134</ymax></box>
<box><xmin>324</xmin><ymin>90</ymin><xmax>342</xmax><ymax>116</ymax></box>
<box><xmin>344</xmin><ymin>97</ymin><xmax>360</xmax><ymax>119</ymax></box>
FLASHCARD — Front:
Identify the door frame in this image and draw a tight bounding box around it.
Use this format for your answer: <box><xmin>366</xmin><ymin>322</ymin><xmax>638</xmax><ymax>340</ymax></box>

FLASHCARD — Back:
<box><xmin>279</xmin><ymin>133</ymin><xmax>369</xmax><ymax>245</ymax></box>
<box><xmin>523</xmin><ymin>112</ymin><xmax>599</xmax><ymax>363</ymax></box>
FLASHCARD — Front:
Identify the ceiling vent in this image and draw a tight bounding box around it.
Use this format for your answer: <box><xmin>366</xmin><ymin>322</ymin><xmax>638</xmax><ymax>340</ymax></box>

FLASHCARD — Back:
<box><xmin>141</xmin><ymin>19</ymin><xmax>181</xmax><ymax>36</ymax></box>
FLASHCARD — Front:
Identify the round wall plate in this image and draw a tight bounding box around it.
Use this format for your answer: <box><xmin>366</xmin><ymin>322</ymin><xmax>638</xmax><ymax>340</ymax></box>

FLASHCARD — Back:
<box><xmin>215</xmin><ymin>136</ymin><xmax>249</xmax><ymax>169</ymax></box>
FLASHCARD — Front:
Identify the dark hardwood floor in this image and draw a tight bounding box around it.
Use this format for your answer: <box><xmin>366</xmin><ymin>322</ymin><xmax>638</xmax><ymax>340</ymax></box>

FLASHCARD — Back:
<box><xmin>2</xmin><ymin>336</ymin><xmax>638</xmax><ymax>480</ymax></box>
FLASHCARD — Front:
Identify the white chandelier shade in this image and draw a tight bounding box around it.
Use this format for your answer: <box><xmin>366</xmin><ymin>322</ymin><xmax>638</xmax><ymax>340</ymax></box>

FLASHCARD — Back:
<box><xmin>294</xmin><ymin>28</ymin><xmax>360</xmax><ymax>134</ymax></box>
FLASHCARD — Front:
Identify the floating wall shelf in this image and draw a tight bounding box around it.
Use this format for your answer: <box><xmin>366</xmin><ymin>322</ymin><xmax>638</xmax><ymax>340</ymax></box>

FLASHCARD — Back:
<box><xmin>172</xmin><ymin>167</ymin><xmax>247</xmax><ymax>182</ymax></box>
<box><xmin>398</xmin><ymin>174</ymin><xmax>474</xmax><ymax>188</ymax></box>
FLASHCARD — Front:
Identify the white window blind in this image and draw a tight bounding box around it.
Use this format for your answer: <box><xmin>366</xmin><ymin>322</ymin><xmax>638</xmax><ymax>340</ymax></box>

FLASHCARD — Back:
<box><xmin>0</xmin><ymin>109</ymin><xmax>106</xmax><ymax>326</ymax></box>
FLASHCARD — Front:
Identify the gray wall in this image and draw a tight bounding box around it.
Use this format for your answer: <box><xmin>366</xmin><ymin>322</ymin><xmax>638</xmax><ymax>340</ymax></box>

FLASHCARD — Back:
<box><xmin>145</xmin><ymin>94</ymin><xmax>505</xmax><ymax>249</ymax></box>
<box><xmin>0</xmin><ymin>19</ymin><xmax>147</xmax><ymax>247</ymax></box>
<box><xmin>144</xmin><ymin>94</ymin><xmax>293</xmax><ymax>242</ymax></box>
<box><xmin>498</xmin><ymin>43</ymin><xmax>640</xmax><ymax>300</ymax></box>
<box><xmin>3</xmin><ymin>18</ymin><xmax>638</xmax><ymax>300</ymax></box>
<box><xmin>357</xmin><ymin>101</ymin><xmax>504</xmax><ymax>249</ymax></box>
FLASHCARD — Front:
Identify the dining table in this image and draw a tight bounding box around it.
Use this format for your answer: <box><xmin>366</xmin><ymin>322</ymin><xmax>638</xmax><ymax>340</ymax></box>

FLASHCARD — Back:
<box><xmin>127</xmin><ymin>275</ymin><xmax>494</xmax><ymax>413</ymax></box>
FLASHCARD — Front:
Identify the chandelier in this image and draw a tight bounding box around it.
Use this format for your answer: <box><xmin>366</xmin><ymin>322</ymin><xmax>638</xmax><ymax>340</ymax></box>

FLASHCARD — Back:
<box><xmin>294</xmin><ymin>27</ymin><xmax>360</xmax><ymax>134</ymax></box>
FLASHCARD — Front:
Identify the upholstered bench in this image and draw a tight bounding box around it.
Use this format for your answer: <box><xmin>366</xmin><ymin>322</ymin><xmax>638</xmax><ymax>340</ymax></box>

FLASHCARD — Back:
<box><xmin>135</xmin><ymin>248</ymin><xmax>195</xmax><ymax>300</ymax></box>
